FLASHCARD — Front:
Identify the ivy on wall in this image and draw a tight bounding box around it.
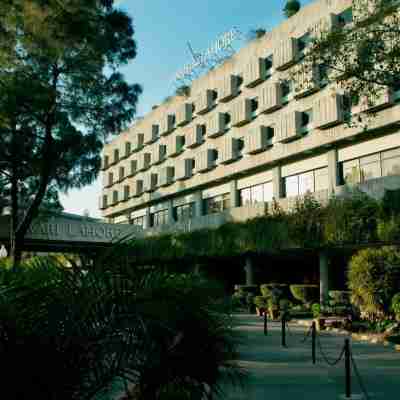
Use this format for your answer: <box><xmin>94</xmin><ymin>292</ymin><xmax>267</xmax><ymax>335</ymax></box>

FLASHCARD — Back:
<box><xmin>126</xmin><ymin>189</ymin><xmax>400</xmax><ymax>265</ymax></box>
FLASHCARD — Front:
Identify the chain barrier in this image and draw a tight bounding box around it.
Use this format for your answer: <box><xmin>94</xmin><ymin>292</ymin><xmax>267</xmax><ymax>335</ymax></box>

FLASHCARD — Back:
<box><xmin>316</xmin><ymin>334</ymin><xmax>346</xmax><ymax>366</ymax></box>
<box><xmin>350</xmin><ymin>350</ymin><xmax>371</xmax><ymax>400</ymax></box>
<box><xmin>285</xmin><ymin>320</ymin><xmax>313</xmax><ymax>344</ymax></box>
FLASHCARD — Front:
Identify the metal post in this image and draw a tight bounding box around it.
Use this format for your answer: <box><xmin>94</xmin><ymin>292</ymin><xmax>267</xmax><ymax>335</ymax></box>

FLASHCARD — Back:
<box><xmin>312</xmin><ymin>321</ymin><xmax>316</xmax><ymax>364</ymax></box>
<box><xmin>264</xmin><ymin>312</ymin><xmax>268</xmax><ymax>336</ymax></box>
<box><xmin>281</xmin><ymin>313</ymin><xmax>286</xmax><ymax>347</ymax></box>
<box><xmin>345</xmin><ymin>338</ymin><xmax>351</xmax><ymax>399</ymax></box>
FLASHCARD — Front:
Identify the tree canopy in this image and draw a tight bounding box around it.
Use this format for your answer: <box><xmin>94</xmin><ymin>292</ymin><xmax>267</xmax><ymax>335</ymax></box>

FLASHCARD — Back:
<box><xmin>0</xmin><ymin>0</ymin><xmax>142</xmax><ymax>266</ymax></box>
<box><xmin>306</xmin><ymin>0</ymin><xmax>400</xmax><ymax>114</ymax></box>
<box><xmin>283</xmin><ymin>0</ymin><xmax>301</xmax><ymax>18</ymax></box>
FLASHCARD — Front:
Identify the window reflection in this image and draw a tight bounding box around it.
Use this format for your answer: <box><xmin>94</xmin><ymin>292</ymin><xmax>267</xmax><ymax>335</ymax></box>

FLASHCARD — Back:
<box><xmin>239</xmin><ymin>181</ymin><xmax>273</xmax><ymax>205</ymax></box>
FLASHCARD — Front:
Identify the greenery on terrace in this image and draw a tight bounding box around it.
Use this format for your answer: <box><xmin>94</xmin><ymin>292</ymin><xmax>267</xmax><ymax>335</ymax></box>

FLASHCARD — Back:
<box><xmin>127</xmin><ymin>189</ymin><xmax>400</xmax><ymax>264</ymax></box>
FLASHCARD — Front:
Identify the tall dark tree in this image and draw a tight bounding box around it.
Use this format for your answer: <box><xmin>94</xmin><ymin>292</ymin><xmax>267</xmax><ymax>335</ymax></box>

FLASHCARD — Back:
<box><xmin>0</xmin><ymin>0</ymin><xmax>142</xmax><ymax>268</ymax></box>
<box><xmin>283</xmin><ymin>0</ymin><xmax>301</xmax><ymax>18</ymax></box>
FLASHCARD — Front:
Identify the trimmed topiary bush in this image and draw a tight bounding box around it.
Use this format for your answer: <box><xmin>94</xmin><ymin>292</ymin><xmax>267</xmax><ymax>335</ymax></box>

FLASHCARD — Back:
<box><xmin>348</xmin><ymin>246</ymin><xmax>400</xmax><ymax>318</ymax></box>
<box><xmin>260</xmin><ymin>283</ymin><xmax>288</xmax><ymax>300</ymax></box>
<box><xmin>290</xmin><ymin>285</ymin><xmax>319</xmax><ymax>305</ymax></box>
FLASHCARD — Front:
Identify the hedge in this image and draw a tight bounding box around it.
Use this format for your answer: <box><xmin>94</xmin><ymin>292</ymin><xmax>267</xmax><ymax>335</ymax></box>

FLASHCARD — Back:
<box><xmin>290</xmin><ymin>285</ymin><xmax>319</xmax><ymax>304</ymax></box>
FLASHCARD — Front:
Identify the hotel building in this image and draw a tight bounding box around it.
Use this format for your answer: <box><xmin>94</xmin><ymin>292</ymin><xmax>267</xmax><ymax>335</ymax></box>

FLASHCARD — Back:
<box><xmin>99</xmin><ymin>0</ymin><xmax>400</xmax><ymax>242</ymax></box>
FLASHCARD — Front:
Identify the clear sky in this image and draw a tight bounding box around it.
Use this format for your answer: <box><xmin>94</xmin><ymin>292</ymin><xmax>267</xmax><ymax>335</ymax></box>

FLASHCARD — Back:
<box><xmin>60</xmin><ymin>0</ymin><xmax>314</xmax><ymax>218</ymax></box>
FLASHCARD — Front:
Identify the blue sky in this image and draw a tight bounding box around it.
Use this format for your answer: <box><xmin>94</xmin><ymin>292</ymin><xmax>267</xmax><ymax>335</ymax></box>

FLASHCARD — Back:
<box><xmin>60</xmin><ymin>0</ymin><xmax>313</xmax><ymax>218</ymax></box>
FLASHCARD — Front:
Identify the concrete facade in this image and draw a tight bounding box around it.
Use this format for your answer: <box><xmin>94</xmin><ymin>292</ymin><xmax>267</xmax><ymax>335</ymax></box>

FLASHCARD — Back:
<box><xmin>100</xmin><ymin>0</ymin><xmax>400</xmax><ymax>236</ymax></box>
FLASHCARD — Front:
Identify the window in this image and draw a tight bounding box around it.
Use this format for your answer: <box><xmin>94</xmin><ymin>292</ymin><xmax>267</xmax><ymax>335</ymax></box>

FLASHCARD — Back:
<box><xmin>360</xmin><ymin>153</ymin><xmax>381</xmax><ymax>181</ymax></box>
<box><xmin>283</xmin><ymin>167</ymin><xmax>328</xmax><ymax>198</ymax></box>
<box><xmin>203</xmin><ymin>193</ymin><xmax>230</xmax><ymax>215</ymax></box>
<box><xmin>239</xmin><ymin>181</ymin><xmax>273</xmax><ymax>205</ymax></box>
<box><xmin>318</xmin><ymin>64</ymin><xmax>329</xmax><ymax>87</ymax></box>
<box><xmin>340</xmin><ymin>147</ymin><xmax>400</xmax><ymax>185</ymax></box>
<box><xmin>108</xmin><ymin>172</ymin><xmax>114</xmax><ymax>186</ymax></box>
<box><xmin>104</xmin><ymin>155</ymin><xmax>109</xmax><ymax>169</ymax></box>
<box><xmin>314</xmin><ymin>167</ymin><xmax>329</xmax><ymax>192</ymax></box>
<box><xmin>236</xmin><ymin>75</ymin><xmax>244</xmax><ymax>91</ymax></box>
<box><xmin>341</xmin><ymin>159</ymin><xmax>361</xmax><ymax>184</ymax></box>
<box><xmin>130</xmin><ymin>160</ymin><xmax>137</xmax><ymax>175</ymax></box>
<box><xmin>382</xmin><ymin>147</ymin><xmax>400</xmax><ymax>176</ymax></box>
<box><xmin>174</xmin><ymin>203</ymin><xmax>195</xmax><ymax>222</ymax></box>
<box><xmin>130</xmin><ymin>216</ymin><xmax>144</xmax><ymax>228</ymax></box>
<box><xmin>265</xmin><ymin>55</ymin><xmax>273</xmax><ymax>78</ymax></box>
<box><xmin>224</xmin><ymin>112</ymin><xmax>231</xmax><ymax>129</ymax></box>
<box><xmin>200</xmin><ymin>124</ymin><xmax>207</xmax><ymax>138</ymax></box>
<box><xmin>137</xmin><ymin>134</ymin><xmax>144</xmax><ymax>148</ymax></box>
<box><xmin>112</xmin><ymin>190</ymin><xmax>119</xmax><ymax>204</ymax></box>
<box><xmin>113</xmin><ymin>149</ymin><xmax>119</xmax><ymax>163</ymax></box>
<box><xmin>393</xmin><ymin>80</ymin><xmax>400</xmax><ymax>102</ymax></box>
<box><xmin>281</xmin><ymin>80</ymin><xmax>292</xmax><ymax>104</ymax></box>
<box><xmin>300</xmin><ymin>109</ymin><xmax>313</xmax><ymax>133</ymax></box>
<box><xmin>337</xmin><ymin>7</ymin><xmax>353</xmax><ymax>27</ymax></box>
<box><xmin>119</xmin><ymin>166</ymin><xmax>125</xmax><ymax>181</ymax></box>
<box><xmin>160</xmin><ymin>145</ymin><xmax>167</xmax><ymax>160</ymax></box>
<box><xmin>237</xmin><ymin>138</ymin><xmax>245</xmax><ymax>157</ymax></box>
<box><xmin>125</xmin><ymin>142</ymin><xmax>131</xmax><ymax>156</ymax></box>
<box><xmin>150</xmin><ymin>209</ymin><xmax>168</xmax><ymax>227</ymax></box>
<box><xmin>250</xmin><ymin>97</ymin><xmax>259</xmax><ymax>118</ymax></box>
<box><xmin>177</xmin><ymin>136</ymin><xmax>185</xmax><ymax>153</ymax></box>
<box><xmin>298</xmin><ymin>32</ymin><xmax>311</xmax><ymax>58</ymax></box>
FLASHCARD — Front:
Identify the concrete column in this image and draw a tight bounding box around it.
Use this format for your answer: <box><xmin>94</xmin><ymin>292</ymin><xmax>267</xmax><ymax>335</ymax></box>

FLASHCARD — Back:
<box><xmin>143</xmin><ymin>207</ymin><xmax>151</xmax><ymax>229</ymax></box>
<box><xmin>327</xmin><ymin>149</ymin><xmax>340</xmax><ymax>194</ymax></box>
<box><xmin>244</xmin><ymin>257</ymin><xmax>255</xmax><ymax>285</ymax></box>
<box><xmin>194</xmin><ymin>190</ymin><xmax>203</xmax><ymax>217</ymax></box>
<box><xmin>230</xmin><ymin>179</ymin><xmax>240</xmax><ymax>208</ymax></box>
<box><xmin>168</xmin><ymin>200</ymin><xmax>175</xmax><ymax>224</ymax></box>
<box><xmin>272</xmin><ymin>165</ymin><xmax>284</xmax><ymax>199</ymax></box>
<box><xmin>319</xmin><ymin>252</ymin><xmax>329</xmax><ymax>306</ymax></box>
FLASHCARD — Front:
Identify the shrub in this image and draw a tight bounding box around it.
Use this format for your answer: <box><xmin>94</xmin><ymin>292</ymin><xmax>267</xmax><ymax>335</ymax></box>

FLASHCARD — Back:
<box><xmin>391</xmin><ymin>293</ymin><xmax>400</xmax><ymax>320</ymax></box>
<box><xmin>348</xmin><ymin>246</ymin><xmax>400</xmax><ymax>318</ymax></box>
<box><xmin>290</xmin><ymin>285</ymin><xmax>319</xmax><ymax>305</ymax></box>
<box><xmin>312</xmin><ymin>303</ymin><xmax>321</xmax><ymax>318</ymax></box>
<box><xmin>254</xmin><ymin>296</ymin><xmax>269</xmax><ymax>309</ymax></box>
<box><xmin>260</xmin><ymin>283</ymin><xmax>288</xmax><ymax>300</ymax></box>
<box><xmin>283</xmin><ymin>0</ymin><xmax>301</xmax><ymax>18</ymax></box>
<box><xmin>328</xmin><ymin>290</ymin><xmax>351</xmax><ymax>306</ymax></box>
<box><xmin>377</xmin><ymin>216</ymin><xmax>400</xmax><ymax>242</ymax></box>
<box><xmin>324</xmin><ymin>191</ymin><xmax>380</xmax><ymax>245</ymax></box>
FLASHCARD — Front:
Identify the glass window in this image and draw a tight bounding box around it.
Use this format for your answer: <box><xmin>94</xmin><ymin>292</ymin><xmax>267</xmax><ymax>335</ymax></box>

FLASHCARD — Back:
<box><xmin>337</xmin><ymin>7</ymin><xmax>353</xmax><ymax>27</ymax></box>
<box><xmin>382</xmin><ymin>157</ymin><xmax>400</xmax><ymax>177</ymax></box>
<box><xmin>204</xmin><ymin>193</ymin><xmax>230</xmax><ymax>214</ymax></box>
<box><xmin>284</xmin><ymin>175</ymin><xmax>299</xmax><ymax>198</ymax></box>
<box><xmin>130</xmin><ymin>216</ymin><xmax>144</xmax><ymax>228</ymax></box>
<box><xmin>151</xmin><ymin>209</ymin><xmax>168</xmax><ymax>227</ymax></box>
<box><xmin>251</xmin><ymin>184</ymin><xmax>264</xmax><ymax>203</ymax></box>
<box><xmin>382</xmin><ymin>147</ymin><xmax>400</xmax><ymax>160</ymax></box>
<box><xmin>174</xmin><ymin>203</ymin><xmax>195</xmax><ymax>222</ymax></box>
<box><xmin>240</xmin><ymin>188</ymin><xmax>252</xmax><ymax>206</ymax></box>
<box><xmin>314</xmin><ymin>167</ymin><xmax>329</xmax><ymax>192</ymax></box>
<box><xmin>298</xmin><ymin>170</ymin><xmax>314</xmax><ymax>195</ymax></box>
<box><xmin>265</xmin><ymin>55</ymin><xmax>273</xmax><ymax>77</ymax></box>
<box><xmin>360</xmin><ymin>161</ymin><xmax>381</xmax><ymax>182</ymax></box>
<box><xmin>342</xmin><ymin>159</ymin><xmax>361</xmax><ymax>184</ymax></box>
<box><xmin>263</xmin><ymin>181</ymin><xmax>273</xmax><ymax>202</ymax></box>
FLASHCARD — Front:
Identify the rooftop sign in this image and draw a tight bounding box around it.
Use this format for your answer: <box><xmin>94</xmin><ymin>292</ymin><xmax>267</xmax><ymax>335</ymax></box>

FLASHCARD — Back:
<box><xmin>174</xmin><ymin>27</ymin><xmax>242</xmax><ymax>85</ymax></box>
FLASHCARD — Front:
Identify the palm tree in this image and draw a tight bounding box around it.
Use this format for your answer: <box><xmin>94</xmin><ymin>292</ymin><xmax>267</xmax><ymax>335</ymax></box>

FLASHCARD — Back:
<box><xmin>0</xmin><ymin>251</ymin><xmax>243</xmax><ymax>400</ymax></box>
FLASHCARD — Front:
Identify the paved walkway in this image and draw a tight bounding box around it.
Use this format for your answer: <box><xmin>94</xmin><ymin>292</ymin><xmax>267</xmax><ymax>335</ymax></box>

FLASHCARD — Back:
<box><xmin>223</xmin><ymin>314</ymin><xmax>400</xmax><ymax>400</ymax></box>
